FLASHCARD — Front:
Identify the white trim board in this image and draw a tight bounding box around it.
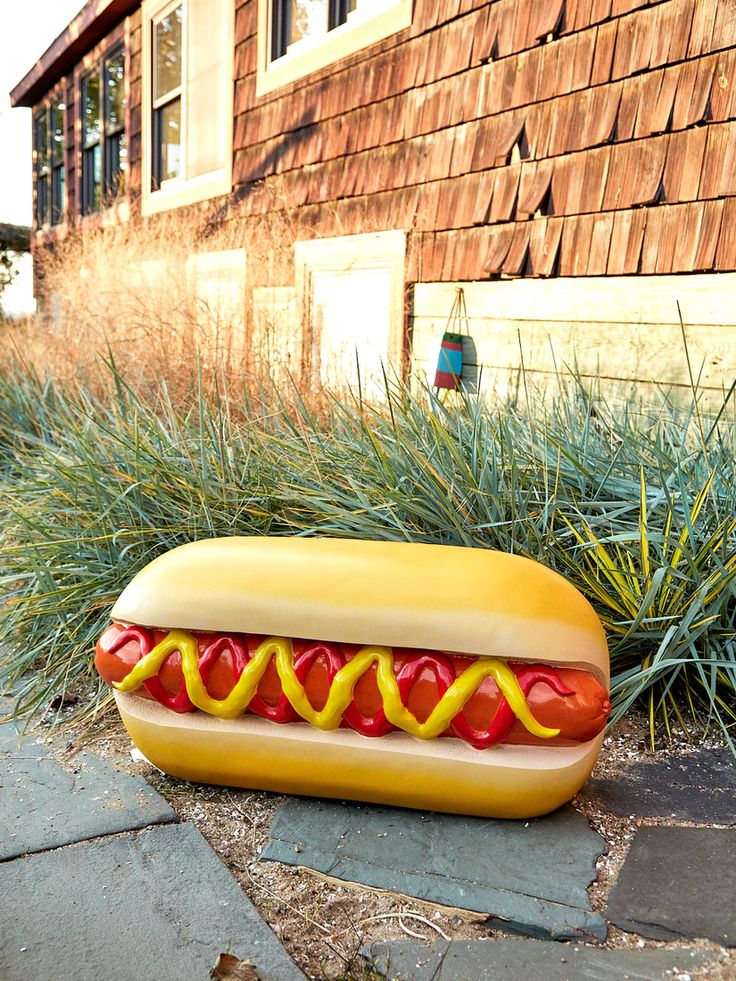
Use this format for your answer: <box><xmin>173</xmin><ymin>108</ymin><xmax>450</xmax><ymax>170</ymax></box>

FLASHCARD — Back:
<box><xmin>414</xmin><ymin>275</ymin><xmax>736</xmax><ymax>328</ymax></box>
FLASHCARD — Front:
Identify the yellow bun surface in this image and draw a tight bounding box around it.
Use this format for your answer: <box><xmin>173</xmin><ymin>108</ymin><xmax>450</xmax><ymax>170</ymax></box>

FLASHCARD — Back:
<box><xmin>115</xmin><ymin>690</ymin><xmax>604</xmax><ymax>819</ymax></box>
<box><xmin>112</xmin><ymin>536</ymin><xmax>608</xmax><ymax>682</ymax></box>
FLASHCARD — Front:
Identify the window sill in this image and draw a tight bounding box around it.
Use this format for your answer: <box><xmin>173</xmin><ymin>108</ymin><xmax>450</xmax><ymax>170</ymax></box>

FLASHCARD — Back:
<box><xmin>141</xmin><ymin>169</ymin><xmax>232</xmax><ymax>216</ymax></box>
<box><xmin>256</xmin><ymin>0</ymin><xmax>413</xmax><ymax>97</ymax></box>
<box><xmin>79</xmin><ymin>197</ymin><xmax>131</xmax><ymax>229</ymax></box>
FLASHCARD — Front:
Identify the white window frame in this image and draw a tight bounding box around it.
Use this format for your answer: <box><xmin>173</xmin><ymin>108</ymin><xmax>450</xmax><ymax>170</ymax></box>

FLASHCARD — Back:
<box><xmin>141</xmin><ymin>0</ymin><xmax>234</xmax><ymax>215</ymax></box>
<box><xmin>150</xmin><ymin>1</ymin><xmax>183</xmax><ymax>191</ymax></box>
<box><xmin>256</xmin><ymin>0</ymin><xmax>413</xmax><ymax>96</ymax></box>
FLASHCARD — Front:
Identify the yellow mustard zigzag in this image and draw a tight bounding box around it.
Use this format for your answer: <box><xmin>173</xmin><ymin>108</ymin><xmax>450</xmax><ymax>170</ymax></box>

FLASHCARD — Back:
<box><xmin>114</xmin><ymin>630</ymin><xmax>560</xmax><ymax>739</ymax></box>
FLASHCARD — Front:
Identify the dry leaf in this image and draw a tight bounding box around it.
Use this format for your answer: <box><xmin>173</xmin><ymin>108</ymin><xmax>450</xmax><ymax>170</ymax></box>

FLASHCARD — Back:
<box><xmin>209</xmin><ymin>952</ymin><xmax>261</xmax><ymax>980</ymax></box>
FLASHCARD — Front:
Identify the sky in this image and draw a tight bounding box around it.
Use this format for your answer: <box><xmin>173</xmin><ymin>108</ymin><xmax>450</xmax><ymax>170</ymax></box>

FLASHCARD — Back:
<box><xmin>0</xmin><ymin>0</ymin><xmax>85</xmax><ymax>312</ymax></box>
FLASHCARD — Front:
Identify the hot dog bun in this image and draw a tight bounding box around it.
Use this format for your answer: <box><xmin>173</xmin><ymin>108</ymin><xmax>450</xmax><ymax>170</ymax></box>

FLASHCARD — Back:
<box><xmin>108</xmin><ymin>536</ymin><xmax>609</xmax><ymax>817</ymax></box>
<box><xmin>112</xmin><ymin>537</ymin><xmax>608</xmax><ymax>682</ymax></box>
<box><xmin>114</xmin><ymin>689</ymin><xmax>604</xmax><ymax>819</ymax></box>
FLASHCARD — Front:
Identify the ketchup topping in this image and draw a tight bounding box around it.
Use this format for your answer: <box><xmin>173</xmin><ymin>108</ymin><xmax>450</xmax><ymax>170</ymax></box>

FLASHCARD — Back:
<box><xmin>104</xmin><ymin>626</ymin><xmax>579</xmax><ymax>749</ymax></box>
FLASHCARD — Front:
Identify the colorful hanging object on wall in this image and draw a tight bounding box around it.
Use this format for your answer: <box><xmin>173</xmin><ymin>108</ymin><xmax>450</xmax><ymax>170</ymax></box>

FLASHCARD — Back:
<box><xmin>434</xmin><ymin>287</ymin><xmax>470</xmax><ymax>390</ymax></box>
<box><xmin>95</xmin><ymin>536</ymin><xmax>611</xmax><ymax>819</ymax></box>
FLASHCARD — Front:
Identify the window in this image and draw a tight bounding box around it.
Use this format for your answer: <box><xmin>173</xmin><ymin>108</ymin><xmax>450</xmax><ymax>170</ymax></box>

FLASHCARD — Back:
<box><xmin>152</xmin><ymin>5</ymin><xmax>182</xmax><ymax>188</ymax></box>
<box><xmin>271</xmin><ymin>0</ymin><xmax>358</xmax><ymax>60</ymax></box>
<box><xmin>104</xmin><ymin>50</ymin><xmax>127</xmax><ymax>200</ymax></box>
<box><xmin>142</xmin><ymin>0</ymin><xmax>233</xmax><ymax>215</ymax></box>
<box><xmin>81</xmin><ymin>70</ymin><xmax>101</xmax><ymax>213</ymax></box>
<box><xmin>258</xmin><ymin>0</ymin><xmax>412</xmax><ymax>95</ymax></box>
<box><xmin>81</xmin><ymin>47</ymin><xmax>127</xmax><ymax>214</ymax></box>
<box><xmin>34</xmin><ymin>102</ymin><xmax>65</xmax><ymax>228</ymax></box>
<box><xmin>50</xmin><ymin>105</ymin><xmax>66</xmax><ymax>225</ymax></box>
<box><xmin>34</xmin><ymin>112</ymin><xmax>50</xmax><ymax>228</ymax></box>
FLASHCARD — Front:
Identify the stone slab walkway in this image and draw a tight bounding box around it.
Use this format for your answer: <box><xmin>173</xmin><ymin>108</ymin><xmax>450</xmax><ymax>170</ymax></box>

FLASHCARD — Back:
<box><xmin>0</xmin><ymin>823</ymin><xmax>303</xmax><ymax>981</ymax></box>
<box><xmin>364</xmin><ymin>938</ymin><xmax>715</xmax><ymax>980</ymax></box>
<box><xmin>0</xmin><ymin>728</ymin><xmax>174</xmax><ymax>860</ymax></box>
<box><xmin>607</xmin><ymin>826</ymin><xmax>736</xmax><ymax>946</ymax></box>
<box><xmin>261</xmin><ymin>799</ymin><xmax>607</xmax><ymax>941</ymax></box>
<box><xmin>264</xmin><ymin>746</ymin><xmax>734</xmax><ymax>976</ymax></box>
<box><xmin>0</xmin><ymin>721</ymin><xmax>304</xmax><ymax>981</ymax></box>
<box><xmin>4</xmin><ymin>690</ymin><xmax>733</xmax><ymax>980</ymax></box>
<box><xmin>581</xmin><ymin>749</ymin><xmax>736</xmax><ymax>824</ymax></box>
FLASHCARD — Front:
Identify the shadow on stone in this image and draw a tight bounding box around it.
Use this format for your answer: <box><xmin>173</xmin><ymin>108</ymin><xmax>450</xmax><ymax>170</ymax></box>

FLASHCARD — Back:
<box><xmin>581</xmin><ymin>749</ymin><xmax>736</xmax><ymax>825</ymax></box>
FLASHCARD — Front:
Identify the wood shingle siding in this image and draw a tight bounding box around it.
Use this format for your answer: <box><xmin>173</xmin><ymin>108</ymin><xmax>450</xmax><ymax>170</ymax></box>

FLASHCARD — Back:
<box><xmin>228</xmin><ymin>0</ymin><xmax>736</xmax><ymax>281</ymax></box>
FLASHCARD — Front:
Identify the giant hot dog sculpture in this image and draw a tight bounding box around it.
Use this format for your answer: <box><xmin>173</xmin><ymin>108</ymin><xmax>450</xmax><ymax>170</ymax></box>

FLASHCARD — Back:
<box><xmin>95</xmin><ymin>537</ymin><xmax>610</xmax><ymax>818</ymax></box>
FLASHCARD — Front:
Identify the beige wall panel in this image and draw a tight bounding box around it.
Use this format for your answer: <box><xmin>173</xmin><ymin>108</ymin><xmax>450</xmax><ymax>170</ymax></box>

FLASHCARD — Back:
<box><xmin>251</xmin><ymin>286</ymin><xmax>303</xmax><ymax>383</ymax></box>
<box><xmin>412</xmin><ymin>275</ymin><xmax>736</xmax><ymax>400</ymax></box>
<box><xmin>186</xmin><ymin>248</ymin><xmax>247</xmax><ymax>346</ymax></box>
<box><xmin>409</xmin><ymin>359</ymin><xmax>723</xmax><ymax>407</ymax></box>
<box><xmin>296</xmin><ymin>230</ymin><xmax>406</xmax><ymax>398</ymax></box>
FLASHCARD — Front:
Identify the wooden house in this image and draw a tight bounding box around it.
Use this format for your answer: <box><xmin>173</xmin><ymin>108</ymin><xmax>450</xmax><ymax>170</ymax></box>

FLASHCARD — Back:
<box><xmin>11</xmin><ymin>0</ymin><xmax>736</xmax><ymax>397</ymax></box>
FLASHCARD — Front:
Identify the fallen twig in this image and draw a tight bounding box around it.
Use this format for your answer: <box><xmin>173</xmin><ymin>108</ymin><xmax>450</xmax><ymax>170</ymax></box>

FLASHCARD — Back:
<box><xmin>360</xmin><ymin>910</ymin><xmax>451</xmax><ymax>941</ymax></box>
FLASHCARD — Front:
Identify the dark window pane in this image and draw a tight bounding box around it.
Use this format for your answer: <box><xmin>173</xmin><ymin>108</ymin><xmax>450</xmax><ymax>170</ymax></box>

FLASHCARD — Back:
<box><xmin>104</xmin><ymin>132</ymin><xmax>127</xmax><ymax>200</ymax></box>
<box><xmin>35</xmin><ymin>113</ymin><xmax>49</xmax><ymax>172</ymax></box>
<box><xmin>52</xmin><ymin>166</ymin><xmax>65</xmax><ymax>224</ymax></box>
<box><xmin>328</xmin><ymin>0</ymin><xmax>353</xmax><ymax>28</ymax></box>
<box><xmin>105</xmin><ymin>51</ymin><xmax>126</xmax><ymax>131</ymax></box>
<box><xmin>82</xmin><ymin>144</ymin><xmax>102</xmax><ymax>213</ymax></box>
<box><xmin>51</xmin><ymin>104</ymin><xmax>64</xmax><ymax>165</ymax></box>
<box><xmin>36</xmin><ymin>174</ymin><xmax>50</xmax><ymax>226</ymax></box>
<box><xmin>153</xmin><ymin>97</ymin><xmax>181</xmax><ymax>187</ymax></box>
<box><xmin>271</xmin><ymin>0</ymin><xmax>288</xmax><ymax>59</ymax></box>
<box><xmin>82</xmin><ymin>71</ymin><xmax>101</xmax><ymax>147</ymax></box>
<box><xmin>155</xmin><ymin>6</ymin><xmax>182</xmax><ymax>100</ymax></box>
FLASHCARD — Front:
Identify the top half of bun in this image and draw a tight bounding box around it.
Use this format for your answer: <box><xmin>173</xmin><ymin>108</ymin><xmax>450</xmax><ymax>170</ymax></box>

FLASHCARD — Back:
<box><xmin>111</xmin><ymin>536</ymin><xmax>609</xmax><ymax>683</ymax></box>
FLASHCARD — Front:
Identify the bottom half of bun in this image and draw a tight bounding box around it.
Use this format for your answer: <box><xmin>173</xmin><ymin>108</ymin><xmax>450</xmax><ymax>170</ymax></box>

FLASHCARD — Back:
<box><xmin>115</xmin><ymin>691</ymin><xmax>603</xmax><ymax>819</ymax></box>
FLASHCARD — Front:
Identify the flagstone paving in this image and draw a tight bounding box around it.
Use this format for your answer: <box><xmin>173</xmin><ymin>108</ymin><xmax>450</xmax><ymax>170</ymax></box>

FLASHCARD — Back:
<box><xmin>0</xmin><ymin>719</ymin><xmax>304</xmax><ymax>981</ymax></box>
<box><xmin>607</xmin><ymin>826</ymin><xmax>736</xmax><ymax>947</ymax></box>
<box><xmin>260</xmin><ymin>799</ymin><xmax>608</xmax><ymax>941</ymax></box>
<box><xmin>0</xmin><ymin>823</ymin><xmax>304</xmax><ymax>981</ymax></box>
<box><xmin>3</xmin><ymin>698</ymin><xmax>734</xmax><ymax>979</ymax></box>
<box><xmin>363</xmin><ymin>938</ymin><xmax>716</xmax><ymax>980</ymax></box>
<box><xmin>0</xmin><ymin>722</ymin><xmax>175</xmax><ymax>860</ymax></box>
<box><xmin>582</xmin><ymin>749</ymin><xmax>736</xmax><ymax>824</ymax></box>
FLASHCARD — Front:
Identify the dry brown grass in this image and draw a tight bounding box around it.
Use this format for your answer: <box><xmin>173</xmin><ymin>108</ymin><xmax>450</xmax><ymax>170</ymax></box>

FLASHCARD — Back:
<box><xmin>0</xmin><ymin>192</ymin><xmax>315</xmax><ymax>402</ymax></box>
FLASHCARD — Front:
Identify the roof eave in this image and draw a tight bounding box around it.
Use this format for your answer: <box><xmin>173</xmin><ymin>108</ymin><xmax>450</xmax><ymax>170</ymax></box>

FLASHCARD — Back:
<box><xmin>10</xmin><ymin>0</ymin><xmax>140</xmax><ymax>108</ymax></box>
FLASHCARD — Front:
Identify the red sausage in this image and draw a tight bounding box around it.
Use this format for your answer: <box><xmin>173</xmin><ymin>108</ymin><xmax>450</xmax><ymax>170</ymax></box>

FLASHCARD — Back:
<box><xmin>95</xmin><ymin>623</ymin><xmax>609</xmax><ymax>747</ymax></box>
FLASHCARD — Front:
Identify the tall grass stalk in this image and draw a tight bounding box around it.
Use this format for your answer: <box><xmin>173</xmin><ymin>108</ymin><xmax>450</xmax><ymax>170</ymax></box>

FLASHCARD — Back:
<box><xmin>0</xmin><ymin>190</ymin><xmax>310</xmax><ymax>400</ymax></box>
<box><xmin>0</xmin><ymin>361</ymin><xmax>734</xmax><ymax>747</ymax></box>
